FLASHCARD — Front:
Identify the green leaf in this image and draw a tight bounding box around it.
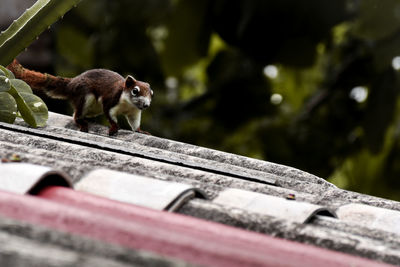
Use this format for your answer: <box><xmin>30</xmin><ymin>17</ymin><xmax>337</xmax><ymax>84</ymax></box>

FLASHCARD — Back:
<box><xmin>0</xmin><ymin>92</ymin><xmax>17</xmax><ymax>123</ymax></box>
<box><xmin>0</xmin><ymin>0</ymin><xmax>82</xmax><ymax>66</ymax></box>
<box><xmin>0</xmin><ymin>76</ymin><xmax>11</xmax><ymax>92</ymax></box>
<box><xmin>20</xmin><ymin>92</ymin><xmax>48</xmax><ymax>127</ymax></box>
<box><xmin>0</xmin><ymin>69</ymin><xmax>5</xmax><ymax>77</ymax></box>
<box><xmin>0</xmin><ymin>66</ymin><xmax>15</xmax><ymax>79</ymax></box>
<box><xmin>10</xmin><ymin>79</ymin><xmax>33</xmax><ymax>94</ymax></box>
<box><xmin>8</xmin><ymin>86</ymin><xmax>48</xmax><ymax>127</ymax></box>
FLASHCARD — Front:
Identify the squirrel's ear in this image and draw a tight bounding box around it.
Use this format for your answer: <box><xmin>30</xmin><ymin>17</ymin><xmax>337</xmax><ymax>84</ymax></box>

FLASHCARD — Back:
<box><xmin>125</xmin><ymin>75</ymin><xmax>136</xmax><ymax>87</ymax></box>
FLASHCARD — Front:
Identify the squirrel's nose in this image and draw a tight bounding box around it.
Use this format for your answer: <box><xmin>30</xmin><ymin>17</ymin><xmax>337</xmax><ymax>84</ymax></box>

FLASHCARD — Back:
<box><xmin>142</xmin><ymin>103</ymin><xmax>149</xmax><ymax>109</ymax></box>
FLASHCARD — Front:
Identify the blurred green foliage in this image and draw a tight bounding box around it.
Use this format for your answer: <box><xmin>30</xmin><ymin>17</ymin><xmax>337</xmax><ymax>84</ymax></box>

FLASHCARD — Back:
<box><xmin>41</xmin><ymin>0</ymin><xmax>400</xmax><ymax>200</ymax></box>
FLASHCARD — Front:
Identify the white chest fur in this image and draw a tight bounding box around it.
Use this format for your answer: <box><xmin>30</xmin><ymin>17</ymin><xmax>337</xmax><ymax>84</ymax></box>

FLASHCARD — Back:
<box><xmin>109</xmin><ymin>91</ymin><xmax>142</xmax><ymax>131</ymax></box>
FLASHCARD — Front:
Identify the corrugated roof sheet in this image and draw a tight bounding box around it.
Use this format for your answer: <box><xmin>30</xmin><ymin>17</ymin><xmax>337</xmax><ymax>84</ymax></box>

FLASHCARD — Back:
<box><xmin>0</xmin><ymin>186</ymin><xmax>389</xmax><ymax>267</ymax></box>
<box><xmin>0</xmin><ymin>112</ymin><xmax>400</xmax><ymax>266</ymax></box>
<box><xmin>0</xmin><ymin>163</ymin><xmax>72</xmax><ymax>194</ymax></box>
<box><xmin>0</xmin><ymin>215</ymin><xmax>188</xmax><ymax>267</ymax></box>
<box><xmin>75</xmin><ymin>169</ymin><xmax>206</xmax><ymax>211</ymax></box>
<box><xmin>214</xmin><ymin>188</ymin><xmax>336</xmax><ymax>223</ymax></box>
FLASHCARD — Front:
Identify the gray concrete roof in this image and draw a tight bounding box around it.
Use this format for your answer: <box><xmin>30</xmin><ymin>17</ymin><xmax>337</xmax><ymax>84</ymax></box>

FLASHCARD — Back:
<box><xmin>1</xmin><ymin>112</ymin><xmax>400</xmax><ymax>265</ymax></box>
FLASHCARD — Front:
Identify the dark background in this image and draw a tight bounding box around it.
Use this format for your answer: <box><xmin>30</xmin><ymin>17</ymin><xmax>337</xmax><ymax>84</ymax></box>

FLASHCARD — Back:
<box><xmin>5</xmin><ymin>0</ymin><xmax>400</xmax><ymax>200</ymax></box>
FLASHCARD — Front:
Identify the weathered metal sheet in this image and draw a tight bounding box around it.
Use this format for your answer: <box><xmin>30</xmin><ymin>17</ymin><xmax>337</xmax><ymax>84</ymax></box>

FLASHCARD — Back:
<box><xmin>337</xmin><ymin>203</ymin><xmax>400</xmax><ymax>235</ymax></box>
<box><xmin>0</xmin><ymin>163</ymin><xmax>72</xmax><ymax>194</ymax></box>
<box><xmin>213</xmin><ymin>188</ymin><xmax>336</xmax><ymax>223</ymax></box>
<box><xmin>75</xmin><ymin>169</ymin><xmax>206</xmax><ymax>211</ymax></box>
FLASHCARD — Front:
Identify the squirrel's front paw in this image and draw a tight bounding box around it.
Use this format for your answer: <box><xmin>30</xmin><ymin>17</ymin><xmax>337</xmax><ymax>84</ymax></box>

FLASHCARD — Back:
<box><xmin>108</xmin><ymin>125</ymin><xmax>119</xmax><ymax>136</ymax></box>
<box><xmin>79</xmin><ymin>126</ymin><xmax>89</xmax><ymax>133</ymax></box>
<box><xmin>136</xmin><ymin>128</ymin><xmax>151</xmax><ymax>135</ymax></box>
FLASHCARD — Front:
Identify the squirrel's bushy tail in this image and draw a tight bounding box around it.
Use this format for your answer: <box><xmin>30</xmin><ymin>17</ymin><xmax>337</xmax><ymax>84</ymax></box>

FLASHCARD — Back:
<box><xmin>7</xmin><ymin>59</ymin><xmax>71</xmax><ymax>99</ymax></box>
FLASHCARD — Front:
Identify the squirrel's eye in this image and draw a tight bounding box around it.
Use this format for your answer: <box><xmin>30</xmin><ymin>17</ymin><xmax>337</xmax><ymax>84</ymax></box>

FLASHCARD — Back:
<box><xmin>131</xmin><ymin>86</ymin><xmax>140</xmax><ymax>96</ymax></box>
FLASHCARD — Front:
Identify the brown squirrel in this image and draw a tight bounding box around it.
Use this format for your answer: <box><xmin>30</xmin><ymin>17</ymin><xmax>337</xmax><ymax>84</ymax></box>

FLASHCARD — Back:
<box><xmin>7</xmin><ymin>59</ymin><xmax>153</xmax><ymax>136</ymax></box>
